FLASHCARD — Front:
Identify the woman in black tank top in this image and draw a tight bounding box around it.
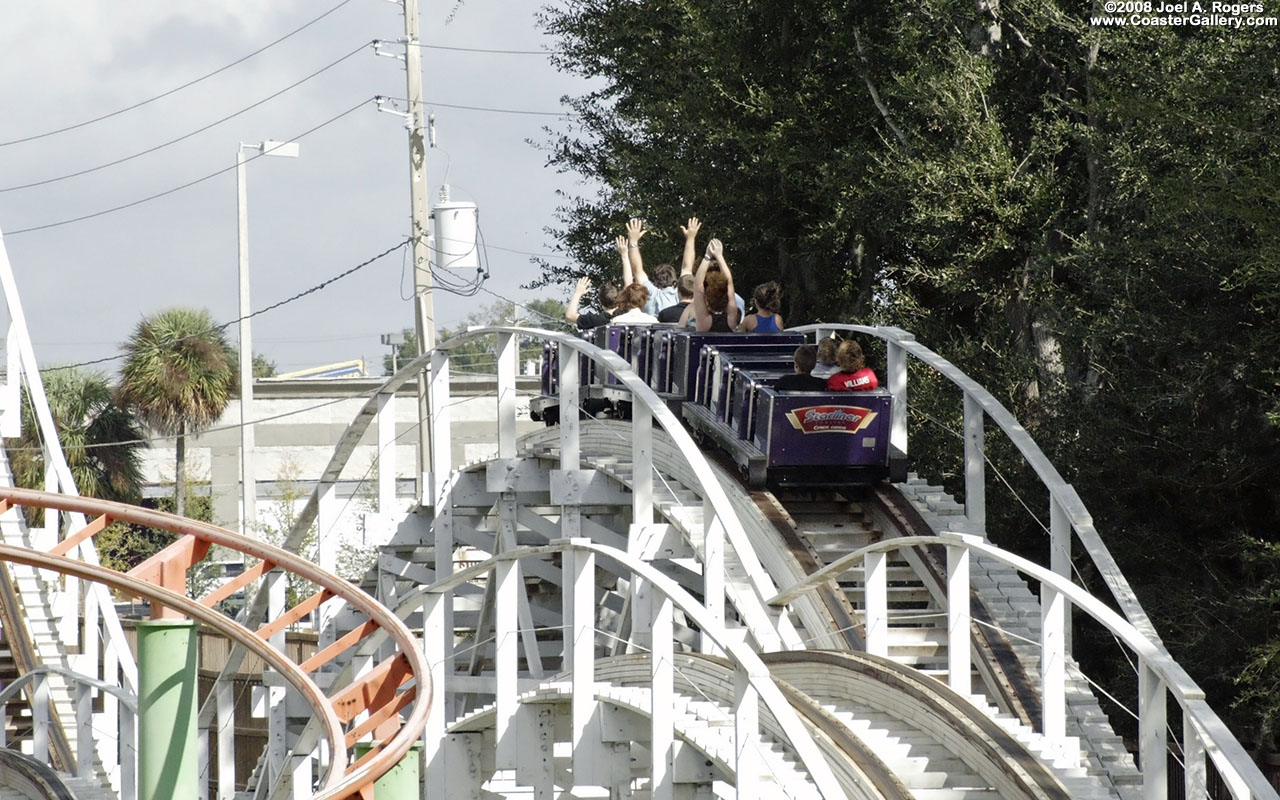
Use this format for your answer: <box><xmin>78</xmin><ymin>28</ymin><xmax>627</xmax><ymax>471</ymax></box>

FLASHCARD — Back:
<box><xmin>692</xmin><ymin>238</ymin><xmax>740</xmax><ymax>332</ymax></box>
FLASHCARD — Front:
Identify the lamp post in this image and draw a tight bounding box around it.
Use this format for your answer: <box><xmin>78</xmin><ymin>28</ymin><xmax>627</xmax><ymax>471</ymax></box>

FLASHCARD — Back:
<box><xmin>236</xmin><ymin>140</ymin><xmax>299</xmax><ymax>796</ymax></box>
<box><xmin>236</xmin><ymin>140</ymin><xmax>299</xmax><ymax>538</ymax></box>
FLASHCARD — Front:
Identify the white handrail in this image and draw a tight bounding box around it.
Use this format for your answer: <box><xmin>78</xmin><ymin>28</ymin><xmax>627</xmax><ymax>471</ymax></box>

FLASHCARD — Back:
<box><xmin>790</xmin><ymin>323</ymin><xmax>1274</xmax><ymax>797</ymax></box>
<box><xmin>0</xmin><ymin>486</ymin><xmax>435</xmax><ymax>800</ymax></box>
<box><xmin>425</xmin><ymin>538</ymin><xmax>849</xmax><ymax>800</ymax></box>
<box><xmin>455</xmin><ymin>326</ymin><xmax>796</xmax><ymax>649</ymax></box>
<box><xmin>0</xmin><ymin>665</ymin><xmax>138</xmax><ymax>713</ymax></box>
<box><xmin>213</xmin><ymin>324</ymin><xmax>799</xmax><ymax>797</ymax></box>
<box><xmin>791</xmin><ymin>323</ymin><xmax>1157</xmax><ymax>640</ymax></box>
<box><xmin>769</xmin><ymin>532</ymin><xmax>1277</xmax><ymax>800</ymax></box>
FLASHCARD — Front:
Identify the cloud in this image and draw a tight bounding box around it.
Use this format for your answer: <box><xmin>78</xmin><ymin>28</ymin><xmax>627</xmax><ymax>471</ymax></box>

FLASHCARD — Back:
<box><xmin>0</xmin><ymin>1</ymin><xmax>594</xmax><ymax>373</ymax></box>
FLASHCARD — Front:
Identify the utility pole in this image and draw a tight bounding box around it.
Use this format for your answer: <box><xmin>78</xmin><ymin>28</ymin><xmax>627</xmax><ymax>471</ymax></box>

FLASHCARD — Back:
<box><xmin>403</xmin><ymin>0</ymin><xmax>435</xmax><ymax>502</ymax></box>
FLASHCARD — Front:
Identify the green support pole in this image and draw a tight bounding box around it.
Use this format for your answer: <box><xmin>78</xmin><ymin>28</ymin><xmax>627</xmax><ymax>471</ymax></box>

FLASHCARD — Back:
<box><xmin>137</xmin><ymin>619</ymin><xmax>199</xmax><ymax>800</ymax></box>
<box><xmin>356</xmin><ymin>742</ymin><xmax>422</xmax><ymax>797</ymax></box>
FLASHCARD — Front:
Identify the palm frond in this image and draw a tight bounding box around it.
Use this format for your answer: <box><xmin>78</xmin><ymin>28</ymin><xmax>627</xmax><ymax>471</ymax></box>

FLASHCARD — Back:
<box><xmin>118</xmin><ymin>307</ymin><xmax>238</xmax><ymax>436</ymax></box>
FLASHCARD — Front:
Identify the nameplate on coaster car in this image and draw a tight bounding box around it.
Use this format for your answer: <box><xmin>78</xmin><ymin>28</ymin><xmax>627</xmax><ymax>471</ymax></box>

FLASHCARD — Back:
<box><xmin>785</xmin><ymin>406</ymin><xmax>877</xmax><ymax>435</ymax></box>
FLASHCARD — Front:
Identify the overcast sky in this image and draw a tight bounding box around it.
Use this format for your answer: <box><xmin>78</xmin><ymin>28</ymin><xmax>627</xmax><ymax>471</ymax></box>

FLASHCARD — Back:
<box><xmin>0</xmin><ymin>1</ymin><xmax>593</xmax><ymax>374</ymax></box>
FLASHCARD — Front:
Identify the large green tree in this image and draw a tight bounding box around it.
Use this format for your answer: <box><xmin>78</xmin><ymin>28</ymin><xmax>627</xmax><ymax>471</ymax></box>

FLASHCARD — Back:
<box><xmin>1049</xmin><ymin>25</ymin><xmax>1280</xmax><ymax>744</ymax></box>
<box><xmin>117</xmin><ymin>308</ymin><xmax>237</xmax><ymax>519</ymax></box>
<box><xmin>539</xmin><ymin>0</ymin><xmax>1280</xmax><ymax>746</ymax></box>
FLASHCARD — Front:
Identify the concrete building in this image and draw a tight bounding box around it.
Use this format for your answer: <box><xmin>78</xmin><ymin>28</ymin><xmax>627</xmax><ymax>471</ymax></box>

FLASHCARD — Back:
<box><xmin>138</xmin><ymin>373</ymin><xmax>544</xmax><ymax>567</ymax></box>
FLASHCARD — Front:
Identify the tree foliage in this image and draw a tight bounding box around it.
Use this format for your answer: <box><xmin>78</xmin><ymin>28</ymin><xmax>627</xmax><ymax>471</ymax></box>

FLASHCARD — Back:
<box><xmin>4</xmin><ymin>368</ymin><xmax>146</xmax><ymax>531</ymax></box>
<box><xmin>6</xmin><ymin>368</ymin><xmax>146</xmax><ymax>504</ymax></box>
<box><xmin>539</xmin><ymin>0</ymin><xmax>1280</xmax><ymax>745</ymax></box>
<box><xmin>252</xmin><ymin>353</ymin><xmax>277</xmax><ymax>379</ymax></box>
<box><xmin>118</xmin><ymin>307</ymin><xmax>237</xmax><ymax>518</ymax></box>
<box><xmin>93</xmin><ymin>483</ymin><xmax>215</xmax><ymax>576</ymax></box>
<box><xmin>0</xmin><ymin>366</ymin><xmax>200</xmax><ymax>577</ymax></box>
<box><xmin>381</xmin><ymin>299</ymin><xmax>570</xmax><ymax>376</ymax></box>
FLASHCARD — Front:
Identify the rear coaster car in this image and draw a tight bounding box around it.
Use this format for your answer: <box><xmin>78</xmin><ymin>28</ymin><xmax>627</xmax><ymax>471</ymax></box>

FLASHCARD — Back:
<box><xmin>531</xmin><ymin>327</ymin><xmax>906</xmax><ymax>488</ymax></box>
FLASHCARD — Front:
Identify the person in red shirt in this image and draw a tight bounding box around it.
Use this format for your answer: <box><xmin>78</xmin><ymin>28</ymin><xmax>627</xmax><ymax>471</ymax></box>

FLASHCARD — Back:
<box><xmin>826</xmin><ymin>339</ymin><xmax>879</xmax><ymax>391</ymax></box>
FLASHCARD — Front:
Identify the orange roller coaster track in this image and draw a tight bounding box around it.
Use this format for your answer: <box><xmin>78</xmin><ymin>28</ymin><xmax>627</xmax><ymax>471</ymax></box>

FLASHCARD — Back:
<box><xmin>0</xmin><ymin>486</ymin><xmax>431</xmax><ymax>800</ymax></box>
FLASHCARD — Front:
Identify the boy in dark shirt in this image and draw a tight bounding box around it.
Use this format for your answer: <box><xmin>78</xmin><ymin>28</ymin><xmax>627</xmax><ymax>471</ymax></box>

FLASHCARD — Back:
<box><xmin>774</xmin><ymin>345</ymin><xmax>828</xmax><ymax>391</ymax></box>
<box><xmin>566</xmin><ymin>277</ymin><xmax>620</xmax><ymax>329</ymax></box>
<box><xmin>657</xmin><ymin>274</ymin><xmax>695</xmax><ymax>323</ymax></box>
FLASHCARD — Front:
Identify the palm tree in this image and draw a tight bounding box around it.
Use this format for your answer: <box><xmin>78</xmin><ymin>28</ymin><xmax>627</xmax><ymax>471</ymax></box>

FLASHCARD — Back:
<box><xmin>6</xmin><ymin>367</ymin><xmax>147</xmax><ymax>509</ymax></box>
<box><xmin>117</xmin><ymin>308</ymin><xmax>237</xmax><ymax>518</ymax></box>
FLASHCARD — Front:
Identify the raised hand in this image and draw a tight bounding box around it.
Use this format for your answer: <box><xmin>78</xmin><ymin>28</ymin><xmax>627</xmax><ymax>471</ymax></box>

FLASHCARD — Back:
<box><xmin>681</xmin><ymin>217</ymin><xmax>702</xmax><ymax>239</ymax></box>
<box><xmin>707</xmin><ymin>238</ymin><xmax>723</xmax><ymax>259</ymax></box>
<box><xmin>626</xmin><ymin>217</ymin><xmax>647</xmax><ymax>244</ymax></box>
<box><xmin>615</xmin><ymin>236</ymin><xmax>628</xmax><ymax>257</ymax></box>
<box><xmin>575</xmin><ymin>275</ymin><xmax>592</xmax><ymax>294</ymax></box>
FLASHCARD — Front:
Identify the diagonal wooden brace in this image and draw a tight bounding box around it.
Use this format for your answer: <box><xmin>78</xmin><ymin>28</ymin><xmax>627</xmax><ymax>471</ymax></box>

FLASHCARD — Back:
<box><xmin>49</xmin><ymin>514</ymin><xmax>111</xmax><ymax>558</ymax></box>
<box><xmin>344</xmin><ymin>685</ymin><xmax>417</xmax><ymax>748</ymax></box>
<box><xmin>198</xmin><ymin>559</ymin><xmax>275</xmax><ymax>609</ymax></box>
<box><xmin>255</xmin><ymin>588</ymin><xmax>334</xmax><ymax>643</ymax></box>
<box><xmin>300</xmin><ymin>620</ymin><xmax>380</xmax><ymax>675</ymax></box>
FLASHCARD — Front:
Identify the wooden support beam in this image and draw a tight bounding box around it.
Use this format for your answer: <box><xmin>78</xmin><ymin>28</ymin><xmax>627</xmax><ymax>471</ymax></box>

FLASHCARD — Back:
<box><xmin>343</xmin><ymin>686</ymin><xmax>417</xmax><ymax>747</ymax></box>
<box><xmin>198</xmin><ymin>559</ymin><xmax>274</xmax><ymax>608</ymax></box>
<box><xmin>50</xmin><ymin>513</ymin><xmax>111</xmax><ymax>557</ymax></box>
<box><xmin>331</xmin><ymin>653</ymin><xmax>413</xmax><ymax>725</ymax></box>
<box><xmin>126</xmin><ymin>534</ymin><xmax>212</xmax><ymax>619</ymax></box>
<box><xmin>255</xmin><ymin>588</ymin><xmax>334</xmax><ymax>642</ymax></box>
<box><xmin>300</xmin><ymin>620</ymin><xmax>380</xmax><ymax>674</ymax></box>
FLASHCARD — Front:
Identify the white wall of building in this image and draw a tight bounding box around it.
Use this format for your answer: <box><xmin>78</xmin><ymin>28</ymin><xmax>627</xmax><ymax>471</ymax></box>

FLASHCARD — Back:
<box><xmin>138</xmin><ymin>376</ymin><xmax>544</xmax><ymax>569</ymax></box>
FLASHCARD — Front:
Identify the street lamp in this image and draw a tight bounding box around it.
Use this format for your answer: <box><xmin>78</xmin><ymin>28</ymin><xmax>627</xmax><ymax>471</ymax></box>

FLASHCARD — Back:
<box><xmin>237</xmin><ymin>140</ymin><xmax>299</xmax><ymax>538</ymax></box>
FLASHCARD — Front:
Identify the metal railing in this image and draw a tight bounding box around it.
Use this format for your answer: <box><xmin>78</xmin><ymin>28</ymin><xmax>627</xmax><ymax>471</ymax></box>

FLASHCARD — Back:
<box><xmin>421</xmin><ymin>538</ymin><xmax>846</xmax><ymax>800</ymax></box>
<box><xmin>795</xmin><ymin>323</ymin><xmax>1154</xmax><ymax>639</ymax></box>
<box><xmin>769</xmin><ymin>531</ymin><xmax>1277</xmax><ymax>800</ymax></box>
<box><xmin>0</xmin><ymin>665</ymin><xmax>137</xmax><ymax>793</ymax></box>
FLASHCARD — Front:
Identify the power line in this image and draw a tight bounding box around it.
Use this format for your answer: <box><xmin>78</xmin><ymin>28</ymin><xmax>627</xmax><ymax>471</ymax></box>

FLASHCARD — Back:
<box><xmin>7</xmin><ymin>393</ymin><xmax>363</xmax><ymax>454</ymax></box>
<box><xmin>476</xmin><ymin>284</ymin><xmax>568</xmax><ymax>328</ymax></box>
<box><xmin>479</xmin><ymin>241</ymin><xmax>575</xmax><ymax>260</ymax></box>
<box><xmin>399</xmin><ymin>234</ymin><xmax>572</xmax><ymax>304</ymax></box>
<box><xmin>0</xmin><ymin>43</ymin><xmax>369</xmax><ymax>193</ymax></box>
<box><xmin>431</xmin><ymin>206</ymin><xmax>576</xmax><ymax>262</ymax></box>
<box><xmin>36</xmin><ymin>329</ymin><xmax>393</xmax><ymax>348</ymax></box>
<box><xmin>42</xmin><ymin>237</ymin><xmax>411</xmax><ymax>374</ymax></box>
<box><xmin>379</xmin><ymin>95</ymin><xmax>574</xmax><ymax>118</ymax></box>
<box><xmin>400</xmin><ymin>221</ymin><xmax>575</xmax><ymax>304</ymax></box>
<box><xmin>3</xmin><ymin>97</ymin><xmax>373</xmax><ymax>237</ymax></box>
<box><xmin>0</xmin><ymin>0</ymin><xmax>358</xmax><ymax>148</ymax></box>
<box><xmin>428</xmin><ymin>99</ymin><xmax>574</xmax><ymax>117</ymax></box>
<box><xmin>250</xmin><ymin>237</ymin><xmax>411</xmax><ymax>321</ymax></box>
<box><xmin>414</xmin><ymin>42</ymin><xmax>563</xmax><ymax>56</ymax></box>
<box><xmin>434</xmin><ymin>227</ymin><xmax>574</xmax><ymax>262</ymax></box>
